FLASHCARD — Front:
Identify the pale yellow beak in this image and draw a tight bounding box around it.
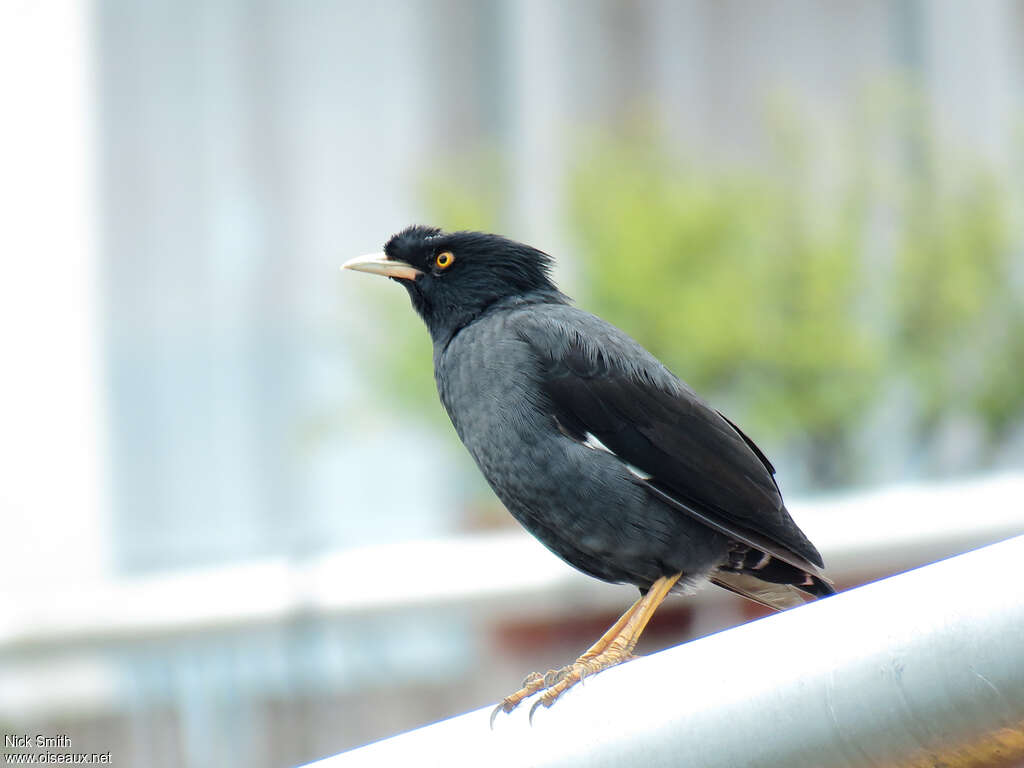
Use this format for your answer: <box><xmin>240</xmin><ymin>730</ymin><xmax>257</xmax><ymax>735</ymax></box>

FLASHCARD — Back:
<box><xmin>341</xmin><ymin>252</ymin><xmax>423</xmax><ymax>281</ymax></box>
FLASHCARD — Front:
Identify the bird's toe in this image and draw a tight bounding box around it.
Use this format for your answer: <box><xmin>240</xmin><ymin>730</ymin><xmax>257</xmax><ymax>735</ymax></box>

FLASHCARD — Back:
<box><xmin>521</xmin><ymin>671</ymin><xmax>544</xmax><ymax>688</ymax></box>
<box><xmin>542</xmin><ymin>667</ymin><xmax>568</xmax><ymax>686</ymax></box>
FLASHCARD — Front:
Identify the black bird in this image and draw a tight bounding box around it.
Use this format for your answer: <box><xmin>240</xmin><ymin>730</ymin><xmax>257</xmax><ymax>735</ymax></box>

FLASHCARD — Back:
<box><xmin>343</xmin><ymin>226</ymin><xmax>833</xmax><ymax>720</ymax></box>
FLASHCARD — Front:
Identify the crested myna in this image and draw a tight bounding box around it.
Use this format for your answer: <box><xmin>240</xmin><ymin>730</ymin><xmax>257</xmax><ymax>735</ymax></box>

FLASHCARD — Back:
<box><xmin>343</xmin><ymin>226</ymin><xmax>833</xmax><ymax>721</ymax></box>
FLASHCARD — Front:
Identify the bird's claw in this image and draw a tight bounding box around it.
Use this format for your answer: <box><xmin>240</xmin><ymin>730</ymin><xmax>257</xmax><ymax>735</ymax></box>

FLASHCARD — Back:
<box><xmin>491</xmin><ymin>668</ymin><xmax>560</xmax><ymax>728</ymax></box>
<box><xmin>489</xmin><ymin>702</ymin><xmax>505</xmax><ymax>730</ymax></box>
<box><xmin>492</xmin><ymin>662</ymin><xmax>591</xmax><ymax>727</ymax></box>
<box><xmin>492</xmin><ymin>613</ymin><xmax>646</xmax><ymax>726</ymax></box>
<box><xmin>528</xmin><ymin>696</ymin><xmax>548</xmax><ymax>725</ymax></box>
<box><xmin>489</xmin><ymin>695</ymin><xmax>523</xmax><ymax>729</ymax></box>
<box><xmin>528</xmin><ymin>673</ymin><xmax>581</xmax><ymax>724</ymax></box>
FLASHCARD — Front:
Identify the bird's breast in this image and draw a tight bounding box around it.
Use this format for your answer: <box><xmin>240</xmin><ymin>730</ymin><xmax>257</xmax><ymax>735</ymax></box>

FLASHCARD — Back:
<box><xmin>435</xmin><ymin>318</ymin><xmax>544</xmax><ymax>456</ymax></box>
<box><xmin>433</xmin><ymin>314</ymin><xmax>717</xmax><ymax>588</ymax></box>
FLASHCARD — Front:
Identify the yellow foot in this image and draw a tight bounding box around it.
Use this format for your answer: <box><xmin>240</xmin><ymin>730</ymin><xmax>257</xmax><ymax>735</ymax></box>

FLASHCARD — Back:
<box><xmin>489</xmin><ymin>572</ymin><xmax>681</xmax><ymax>726</ymax></box>
<box><xmin>488</xmin><ymin>651</ymin><xmax>638</xmax><ymax>727</ymax></box>
<box><xmin>489</xmin><ymin>669</ymin><xmax>567</xmax><ymax>728</ymax></box>
<box><xmin>525</xmin><ymin>650</ymin><xmax>637</xmax><ymax>722</ymax></box>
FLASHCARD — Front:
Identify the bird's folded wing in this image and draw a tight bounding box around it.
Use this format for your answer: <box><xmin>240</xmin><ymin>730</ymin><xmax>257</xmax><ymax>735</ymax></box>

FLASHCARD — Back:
<box><xmin>516</xmin><ymin>310</ymin><xmax>825</xmax><ymax>574</ymax></box>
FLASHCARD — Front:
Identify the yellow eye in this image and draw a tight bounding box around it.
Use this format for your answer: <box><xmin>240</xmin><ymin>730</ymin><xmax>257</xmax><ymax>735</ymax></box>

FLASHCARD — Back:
<box><xmin>435</xmin><ymin>251</ymin><xmax>454</xmax><ymax>269</ymax></box>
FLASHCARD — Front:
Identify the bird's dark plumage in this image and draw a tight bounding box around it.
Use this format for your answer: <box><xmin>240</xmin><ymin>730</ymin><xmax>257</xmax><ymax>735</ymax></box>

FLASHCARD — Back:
<box><xmin>344</xmin><ymin>226</ymin><xmax>834</xmax><ymax>713</ymax></box>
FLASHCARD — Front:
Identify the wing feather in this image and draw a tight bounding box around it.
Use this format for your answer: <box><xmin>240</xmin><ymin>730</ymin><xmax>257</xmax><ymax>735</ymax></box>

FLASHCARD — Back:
<box><xmin>518</xmin><ymin>309</ymin><xmax>826</xmax><ymax>575</ymax></box>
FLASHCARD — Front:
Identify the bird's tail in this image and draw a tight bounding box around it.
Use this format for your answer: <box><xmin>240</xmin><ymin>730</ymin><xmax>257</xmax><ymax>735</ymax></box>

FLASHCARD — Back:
<box><xmin>709</xmin><ymin>572</ymin><xmax>809</xmax><ymax>611</ymax></box>
<box><xmin>712</xmin><ymin>556</ymin><xmax>836</xmax><ymax>612</ymax></box>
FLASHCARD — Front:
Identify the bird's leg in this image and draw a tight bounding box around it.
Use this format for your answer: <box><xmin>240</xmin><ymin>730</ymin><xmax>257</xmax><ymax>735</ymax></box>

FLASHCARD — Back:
<box><xmin>528</xmin><ymin>573</ymin><xmax>680</xmax><ymax>716</ymax></box>
<box><xmin>491</xmin><ymin>592</ymin><xmax>647</xmax><ymax>725</ymax></box>
<box><xmin>490</xmin><ymin>573</ymin><xmax>681</xmax><ymax>725</ymax></box>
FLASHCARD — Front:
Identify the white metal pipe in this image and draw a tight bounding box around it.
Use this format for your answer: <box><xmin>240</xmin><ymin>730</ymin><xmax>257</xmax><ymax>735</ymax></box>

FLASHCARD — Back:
<box><xmin>307</xmin><ymin>535</ymin><xmax>1024</xmax><ymax>768</ymax></box>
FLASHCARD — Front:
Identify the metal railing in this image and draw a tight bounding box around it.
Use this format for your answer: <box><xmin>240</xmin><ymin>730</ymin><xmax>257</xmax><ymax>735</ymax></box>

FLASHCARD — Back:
<box><xmin>306</xmin><ymin>534</ymin><xmax>1024</xmax><ymax>768</ymax></box>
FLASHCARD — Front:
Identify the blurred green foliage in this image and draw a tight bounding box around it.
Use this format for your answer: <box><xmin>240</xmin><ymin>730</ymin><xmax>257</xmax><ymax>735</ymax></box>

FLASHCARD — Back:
<box><xmin>358</xmin><ymin>95</ymin><xmax>1023</xmax><ymax>488</ymax></box>
<box><xmin>568</xmin><ymin>142</ymin><xmax>877</xmax><ymax>484</ymax></box>
<box><xmin>891</xmin><ymin>145</ymin><xmax>1022</xmax><ymax>442</ymax></box>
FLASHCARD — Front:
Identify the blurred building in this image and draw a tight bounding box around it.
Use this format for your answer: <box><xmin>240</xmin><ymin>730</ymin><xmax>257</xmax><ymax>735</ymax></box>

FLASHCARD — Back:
<box><xmin>97</xmin><ymin>0</ymin><xmax>1024</xmax><ymax>571</ymax></box>
<box><xmin>2</xmin><ymin>2</ymin><xmax>1023</xmax><ymax>767</ymax></box>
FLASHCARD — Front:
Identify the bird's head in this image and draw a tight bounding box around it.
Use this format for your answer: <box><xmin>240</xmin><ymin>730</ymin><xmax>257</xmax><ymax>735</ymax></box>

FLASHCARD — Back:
<box><xmin>343</xmin><ymin>226</ymin><xmax>560</xmax><ymax>343</ymax></box>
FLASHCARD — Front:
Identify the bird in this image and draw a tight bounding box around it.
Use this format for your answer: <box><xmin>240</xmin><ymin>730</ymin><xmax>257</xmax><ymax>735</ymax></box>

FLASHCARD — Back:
<box><xmin>342</xmin><ymin>225</ymin><xmax>834</xmax><ymax>722</ymax></box>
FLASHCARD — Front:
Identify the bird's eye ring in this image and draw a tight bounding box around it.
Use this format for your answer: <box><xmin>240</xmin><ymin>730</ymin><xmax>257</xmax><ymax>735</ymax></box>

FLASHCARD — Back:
<box><xmin>435</xmin><ymin>251</ymin><xmax>455</xmax><ymax>270</ymax></box>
